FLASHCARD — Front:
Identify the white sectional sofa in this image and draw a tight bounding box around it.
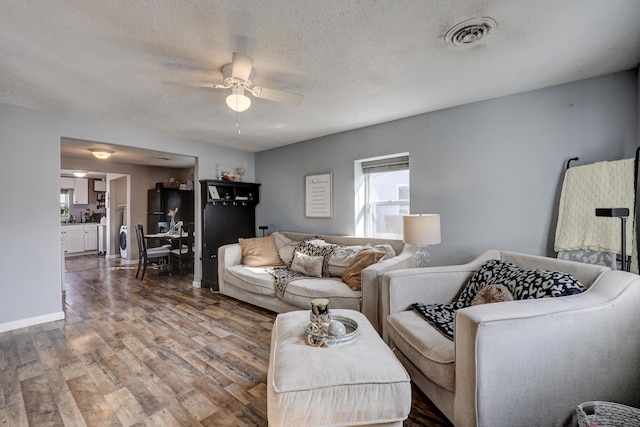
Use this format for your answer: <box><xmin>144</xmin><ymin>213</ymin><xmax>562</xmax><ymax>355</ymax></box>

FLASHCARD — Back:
<box><xmin>381</xmin><ymin>250</ymin><xmax>640</xmax><ymax>426</ymax></box>
<box><xmin>218</xmin><ymin>231</ymin><xmax>413</xmax><ymax>331</ymax></box>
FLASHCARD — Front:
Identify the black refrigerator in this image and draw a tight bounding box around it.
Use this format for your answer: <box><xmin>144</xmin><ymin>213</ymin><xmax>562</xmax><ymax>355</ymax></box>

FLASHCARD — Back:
<box><xmin>147</xmin><ymin>188</ymin><xmax>194</xmax><ymax>233</ymax></box>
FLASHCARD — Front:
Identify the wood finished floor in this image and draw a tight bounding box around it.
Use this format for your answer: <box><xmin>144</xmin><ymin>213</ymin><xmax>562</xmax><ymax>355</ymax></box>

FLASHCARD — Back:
<box><xmin>0</xmin><ymin>254</ymin><xmax>452</xmax><ymax>426</ymax></box>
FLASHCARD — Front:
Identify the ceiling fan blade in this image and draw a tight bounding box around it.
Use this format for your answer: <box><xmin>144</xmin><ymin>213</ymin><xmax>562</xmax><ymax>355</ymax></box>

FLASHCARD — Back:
<box><xmin>231</xmin><ymin>52</ymin><xmax>253</xmax><ymax>81</ymax></box>
<box><xmin>161</xmin><ymin>80</ymin><xmax>227</xmax><ymax>89</ymax></box>
<box><xmin>251</xmin><ymin>86</ymin><xmax>303</xmax><ymax>105</ymax></box>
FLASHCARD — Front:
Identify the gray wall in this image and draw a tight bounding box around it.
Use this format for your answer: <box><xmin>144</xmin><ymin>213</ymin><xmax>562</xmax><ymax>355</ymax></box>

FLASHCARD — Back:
<box><xmin>255</xmin><ymin>71</ymin><xmax>639</xmax><ymax>266</ymax></box>
<box><xmin>0</xmin><ymin>103</ymin><xmax>254</xmax><ymax>329</ymax></box>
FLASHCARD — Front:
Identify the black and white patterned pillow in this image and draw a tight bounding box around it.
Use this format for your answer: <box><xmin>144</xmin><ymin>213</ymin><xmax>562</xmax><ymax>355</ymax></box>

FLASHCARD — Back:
<box><xmin>412</xmin><ymin>259</ymin><xmax>585</xmax><ymax>340</ymax></box>
<box><xmin>291</xmin><ymin>236</ymin><xmax>339</xmax><ymax>277</ymax></box>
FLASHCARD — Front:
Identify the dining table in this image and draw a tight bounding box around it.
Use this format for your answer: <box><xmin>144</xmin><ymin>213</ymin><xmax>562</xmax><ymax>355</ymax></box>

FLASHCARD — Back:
<box><xmin>145</xmin><ymin>231</ymin><xmax>189</xmax><ymax>250</ymax></box>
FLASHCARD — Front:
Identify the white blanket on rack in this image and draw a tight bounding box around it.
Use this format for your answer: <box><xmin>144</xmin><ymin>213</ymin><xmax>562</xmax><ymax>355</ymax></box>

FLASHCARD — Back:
<box><xmin>554</xmin><ymin>158</ymin><xmax>635</xmax><ymax>270</ymax></box>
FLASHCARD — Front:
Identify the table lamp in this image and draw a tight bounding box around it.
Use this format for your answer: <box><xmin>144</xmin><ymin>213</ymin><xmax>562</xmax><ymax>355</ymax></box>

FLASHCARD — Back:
<box><xmin>403</xmin><ymin>214</ymin><xmax>441</xmax><ymax>268</ymax></box>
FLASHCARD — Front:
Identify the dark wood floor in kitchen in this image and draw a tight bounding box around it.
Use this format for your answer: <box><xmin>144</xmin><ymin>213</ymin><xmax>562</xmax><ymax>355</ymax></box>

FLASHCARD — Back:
<box><xmin>0</xmin><ymin>254</ymin><xmax>452</xmax><ymax>426</ymax></box>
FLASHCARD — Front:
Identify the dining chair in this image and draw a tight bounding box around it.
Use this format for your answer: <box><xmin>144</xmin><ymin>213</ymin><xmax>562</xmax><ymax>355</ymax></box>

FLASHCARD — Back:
<box><xmin>134</xmin><ymin>224</ymin><xmax>171</xmax><ymax>280</ymax></box>
<box><xmin>170</xmin><ymin>222</ymin><xmax>195</xmax><ymax>276</ymax></box>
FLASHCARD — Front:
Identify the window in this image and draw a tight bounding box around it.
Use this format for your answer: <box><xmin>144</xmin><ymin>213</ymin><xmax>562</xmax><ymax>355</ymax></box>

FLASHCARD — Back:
<box><xmin>355</xmin><ymin>154</ymin><xmax>410</xmax><ymax>239</ymax></box>
<box><xmin>60</xmin><ymin>191</ymin><xmax>70</xmax><ymax>218</ymax></box>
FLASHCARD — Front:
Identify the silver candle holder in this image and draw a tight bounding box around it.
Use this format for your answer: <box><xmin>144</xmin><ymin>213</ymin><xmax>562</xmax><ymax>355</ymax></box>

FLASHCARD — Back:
<box><xmin>310</xmin><ymin>298</ymin><xmax>331</xmax><ymax>325</ymax></box>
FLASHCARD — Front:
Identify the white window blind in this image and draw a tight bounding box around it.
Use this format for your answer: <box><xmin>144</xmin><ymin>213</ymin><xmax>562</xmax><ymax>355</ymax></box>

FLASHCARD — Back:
<box><xmin>361</xmin><ymin>155</ymin><xmax>409</xmax><ymax>174</ymax></box>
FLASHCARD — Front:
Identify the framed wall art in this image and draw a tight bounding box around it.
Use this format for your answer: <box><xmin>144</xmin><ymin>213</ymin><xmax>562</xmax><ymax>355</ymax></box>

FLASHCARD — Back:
<box><xmin>305</xmin><ymin>172</ymin><xmax>332</xmax><ymax>218</ymax></box>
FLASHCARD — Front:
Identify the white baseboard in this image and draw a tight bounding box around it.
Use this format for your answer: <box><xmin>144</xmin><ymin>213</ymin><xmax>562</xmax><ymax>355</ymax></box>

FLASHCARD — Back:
<box><xmin>0</xmin><ymin>311</ymin><xmax>66</xmax><ymax>333</ymax></box>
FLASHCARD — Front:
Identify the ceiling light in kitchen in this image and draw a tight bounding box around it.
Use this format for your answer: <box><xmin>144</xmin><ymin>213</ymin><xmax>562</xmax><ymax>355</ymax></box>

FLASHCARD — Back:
<box><xmin>89</xmin><ymin>148</ymin><xmax>114</xmax><ymax>159</ymax></box>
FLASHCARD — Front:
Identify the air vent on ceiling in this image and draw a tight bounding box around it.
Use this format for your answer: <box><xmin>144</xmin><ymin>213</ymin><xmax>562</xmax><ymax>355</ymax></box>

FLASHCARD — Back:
<box><xmin>445</xmin><ymin>17</ymin><xmax>496</xmax><ymax>46</ymax></box>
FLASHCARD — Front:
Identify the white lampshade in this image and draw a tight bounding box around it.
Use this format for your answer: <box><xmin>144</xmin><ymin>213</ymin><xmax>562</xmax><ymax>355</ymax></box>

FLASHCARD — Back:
<box><xmin>403</xmin><ymin>214</ymin><xmax>441</xmax><ymax>245</ymax></box>
<box><xmin>89</xmin><ymin>148</ymin><xmax>114</xmax><ymax>159</ymax></box>
<box><xmin>226</xmin><ymin>86</ymin><xmax>252</xmax><ymax>112</ymax></box>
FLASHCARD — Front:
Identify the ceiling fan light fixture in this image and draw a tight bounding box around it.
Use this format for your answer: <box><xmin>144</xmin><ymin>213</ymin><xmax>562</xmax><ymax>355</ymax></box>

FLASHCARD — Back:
<box><xmin>226</xmin><ymin>86</ymin><xmax>252</xmax><ymax>112</ymax></box>
<box><xmin>89</xmin><ymin>148</ymin><xmax>114</xmax><ymax>159</ymax></box>
<box><xmin>72</xmin><ymin>171</ymin><xmax>87</xmax><ymax>177</ymax></box>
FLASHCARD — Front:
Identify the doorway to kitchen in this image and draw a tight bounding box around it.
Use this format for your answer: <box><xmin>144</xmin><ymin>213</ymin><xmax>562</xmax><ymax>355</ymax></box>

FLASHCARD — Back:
<box><xmin>60</xmin><ymin>137</ymin><xmax>198</xmax><ymax>285</ymax></box>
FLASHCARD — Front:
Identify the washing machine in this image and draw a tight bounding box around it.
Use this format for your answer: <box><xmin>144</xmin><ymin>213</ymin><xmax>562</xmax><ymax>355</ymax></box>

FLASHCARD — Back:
<box><xmin>119</xmin><ymin>225</ymin><xmax>128</xmax><ymax>258</ymax></box>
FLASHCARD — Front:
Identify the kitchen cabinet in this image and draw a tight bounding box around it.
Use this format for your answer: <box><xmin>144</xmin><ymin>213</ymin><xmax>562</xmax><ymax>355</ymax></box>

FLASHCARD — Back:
<box><xmin>60</xmin><ymin>177</ymin><xmax>75</xmax><ymax>189</ymax></box>
<box><xmin>61</xmin><ymin>224</ymin><xmax>98</xmax><ymax>254</ymax></box>
<box><xmin>94</xmin><ymin>180</ymin><xmax>106</xmax><ymax>192</ymax></box>
<box><xmin>73</xmin><ymin>178</ymin><xmax>89</xmax><ymax>204</ymax></box>
<box><xmin>62</xmin><ymin>225</ymin><xmax>85</xmax><ymax>253</ymax></box>
<box><xmin>84</xmin><ymin>224</ymin><xmax>98</xmax><ymax>251</ymax></box>
<box><xmin>200</xmin><ymin>180</ymin><xmax>260</xmax><ymax>290</ymax></box>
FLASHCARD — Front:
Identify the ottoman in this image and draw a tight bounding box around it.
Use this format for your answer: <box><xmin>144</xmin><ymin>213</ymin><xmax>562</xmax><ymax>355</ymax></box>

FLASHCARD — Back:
<box><xmin>267</xmin><ymin>309</ymin><xmax>411</xmax><ymax>427</ymax></box>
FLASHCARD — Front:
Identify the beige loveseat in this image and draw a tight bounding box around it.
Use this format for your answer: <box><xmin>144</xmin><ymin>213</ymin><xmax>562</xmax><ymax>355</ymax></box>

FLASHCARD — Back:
<box><xmin>219</xmin><ymin>231</ymin><xmax>413</xmax><ymax>331</ymax></box>
<box><xmin>381</xmin><ymin>250</ymin><xmax>640</xmax><ymax>426</ymax></box>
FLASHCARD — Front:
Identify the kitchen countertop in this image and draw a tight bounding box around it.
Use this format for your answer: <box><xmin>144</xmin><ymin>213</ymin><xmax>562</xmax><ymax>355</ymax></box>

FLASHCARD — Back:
<box><xmin>60</xmin><ymin>222</ymin><xmax>101</xmax><ymax>226</ymax></box>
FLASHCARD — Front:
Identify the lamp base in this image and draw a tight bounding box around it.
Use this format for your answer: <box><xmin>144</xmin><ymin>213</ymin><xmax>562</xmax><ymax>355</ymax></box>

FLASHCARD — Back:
<box><xmin>413</xmin><ymin>246</ymin><xmax>431</xmax><ymax>268</ymax></box>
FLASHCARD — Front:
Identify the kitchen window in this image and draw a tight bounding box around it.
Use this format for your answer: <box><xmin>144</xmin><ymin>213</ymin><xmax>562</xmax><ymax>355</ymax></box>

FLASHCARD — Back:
<box><xmin>60</xmin><ymin>191</ymin><xmax>70</xmax><ymax>218</ymax></box>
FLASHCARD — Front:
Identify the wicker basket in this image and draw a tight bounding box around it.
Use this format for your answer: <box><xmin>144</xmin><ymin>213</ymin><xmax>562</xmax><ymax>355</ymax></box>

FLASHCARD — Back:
<box><xmin>577</xmin><ymin>401</ymin><xmax>640</xmax><ymax>427</ymax></box>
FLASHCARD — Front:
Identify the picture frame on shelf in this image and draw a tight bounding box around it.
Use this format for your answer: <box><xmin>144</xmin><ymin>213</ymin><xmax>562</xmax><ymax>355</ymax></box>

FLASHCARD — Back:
<box><xmin>208</xmin><ymin>185</ymin><xmax>220</xmax><ymax>200</ymax></box>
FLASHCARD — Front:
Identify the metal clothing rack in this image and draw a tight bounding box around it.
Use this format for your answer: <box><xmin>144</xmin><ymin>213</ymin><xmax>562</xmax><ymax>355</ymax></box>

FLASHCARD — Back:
<box><xmin>564</xmin><ymin>147</ymin><xmax>640</xmax><ymax>272</ymax></box>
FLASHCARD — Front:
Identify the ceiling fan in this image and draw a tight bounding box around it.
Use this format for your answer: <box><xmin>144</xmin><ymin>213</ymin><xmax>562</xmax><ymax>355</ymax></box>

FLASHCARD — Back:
<box><xmin>164</xmin><ymin>52</ymin><xmax>303</xmax><ymax>112</ymax></box>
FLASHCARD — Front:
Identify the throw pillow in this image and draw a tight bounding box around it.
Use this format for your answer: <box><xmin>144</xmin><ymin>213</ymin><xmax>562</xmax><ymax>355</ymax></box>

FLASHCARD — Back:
<box><xmin>238</xmin><ymin>235</ymin><xmax>284</xmax><ymax>267</ymax></box>
<box><xmin>292</xmin><ymin>237</ymin><xmax>338</xmax><ymax>277</ymax></box>
<box><xmin>290</xmin><ymin>251</ymin><xmax>324</xmax><ymax>277</ymax></box>
<box><xmin>365</xmin><ymin>243</ymin><xmax>397</xmax><ymax>259</ymax></box>
<box><xmin>328</xmin><ymin>245</ymin><xmax>363</xmax><ymax>277</ymax></box>
<box><xmin>272</xmin><ymin>232</ymin><xmax>300</xmax><ymax>265</ymax></box>
<box><xmin>341</xmin><ymin>248</ymin><xmax>386</xmax><ymax>291</ymax></box>
<box><xmin>471</xmin><ymin>284</ymin><xmax>514</xmax><ymax>305</ymax></box>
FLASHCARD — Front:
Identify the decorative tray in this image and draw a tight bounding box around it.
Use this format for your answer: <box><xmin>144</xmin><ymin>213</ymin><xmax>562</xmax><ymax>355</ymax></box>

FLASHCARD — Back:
<box><xmin>304</xmin><ymin>315</ymin><xmax>359</xmax><ymax>347</ymax></box>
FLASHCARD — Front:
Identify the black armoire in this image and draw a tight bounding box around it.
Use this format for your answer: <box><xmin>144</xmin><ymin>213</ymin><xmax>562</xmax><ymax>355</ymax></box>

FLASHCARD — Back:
<box><xmin>200</xmin><ymin>179</ymin><xmax>260</xmax><ymax>290</ymax></box>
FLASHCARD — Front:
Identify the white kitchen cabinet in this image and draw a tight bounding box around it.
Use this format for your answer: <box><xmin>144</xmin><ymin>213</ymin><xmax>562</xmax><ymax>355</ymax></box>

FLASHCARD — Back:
<box><xmin>94</xmin><ymin>179</ymin><xmax>106</xmax><ymax>192</ymax></box>
<box><xmin>84</xmin><ymin>224</ymin><xmax>98</xmax><ymax>251</ymax></box>
<box><xmin>60</xmin><ymin>177</ymin><xmax>75</xmax><ymax>189</ymax></box>
<box><xmin>62</xmin><ymin>225</ymin><xmax>85</xmax><ymax>253</ymax></box>
<box><xmin>73</xmin><ymin>178</ymin><xmax>89</xmax><ymax>204</ymax></box>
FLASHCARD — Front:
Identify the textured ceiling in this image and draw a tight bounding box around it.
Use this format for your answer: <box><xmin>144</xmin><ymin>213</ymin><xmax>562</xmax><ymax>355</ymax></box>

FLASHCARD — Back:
<box><xmin>2</xmin><ymin>1</ymin><xmax>640</xmax><ymax>153</ymax></box>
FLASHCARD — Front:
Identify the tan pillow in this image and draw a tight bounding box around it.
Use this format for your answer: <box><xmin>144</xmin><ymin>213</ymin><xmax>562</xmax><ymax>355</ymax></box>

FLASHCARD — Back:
<box><xmin>238</xmin><ymin>235</ymin><xmax>284</xmax><ymax>266</ymax></box>
<box><xmin>341</xmin><ymin>248</ymin><xmax>386</xmax><ymax>291</ymax></box>
<box><xmin>471</xmin><ymin>284</ymin><xmax>514</xmax><ymax>305</ymax></box>
<box><xmin>290</xmin><ymin>251</ymin><xmax>323</xmax><ymax>277</ymax></box>
<box><xmin>328</xmin><ymin>245</ymin><xmax>364</xmax><ymax>276</ymax></box>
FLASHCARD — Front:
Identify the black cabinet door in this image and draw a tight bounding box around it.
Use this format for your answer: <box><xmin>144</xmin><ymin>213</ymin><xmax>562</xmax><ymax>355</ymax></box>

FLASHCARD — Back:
<box><xmin>228</xmin><ymin>202</ymin><xmax>256</xmax><ymax>240</ymax></box>
<box><xmin>201</xmin><ymin>202</ymin><xmax>226</xmax><ymax>288</ymax></box>
<box><xmin>202</xmin><ymin>202</ymin><xmax>228</xmax><ymax>258</ymax></box>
